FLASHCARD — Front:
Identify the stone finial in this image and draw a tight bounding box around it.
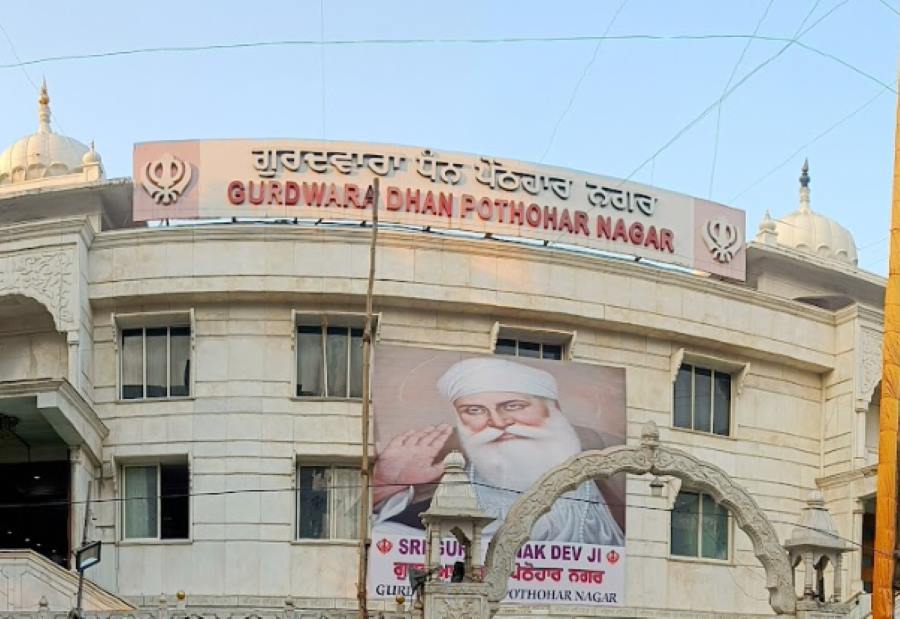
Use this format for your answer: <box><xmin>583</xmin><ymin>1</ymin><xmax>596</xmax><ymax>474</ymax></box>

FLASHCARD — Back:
<box><xmin>421</xmin><ymin>451</ymin><xmax>484</xmax><ymax>517</ymax></box>
<box><xmin>640</xmin><ymin>420</ymin><xmax>659</xmax><ymax>448</ymax></box>
<box><xmin>798</xmin><ymin>159</ymin><xmax>811</xmax><ymax>214</ymax></box>
<box><xmin>157</xmin><ymin>594</ymin><xmax>167</xmax><ymax>608</ymax></box>
<box><xmin>38</xmin><ymin>596</ymin><xmax>49</xmax><ymax>609</ymax></box>
<box><xmin>38</xmin><ymin>78</ymin><xmax>51</xmax><ymax>134</ymax></box>
<box><xmin>755</xmin><ymin>210</ymin><xmax>779</xmax><ymax>245</ymax></box>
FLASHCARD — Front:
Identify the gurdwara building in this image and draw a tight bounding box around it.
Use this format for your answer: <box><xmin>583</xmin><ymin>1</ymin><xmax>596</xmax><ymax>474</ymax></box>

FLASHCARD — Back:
<box><xmin>0</xmin><ymin>85</ymin><xmax>887</xmax><ymax>618</ymax></box>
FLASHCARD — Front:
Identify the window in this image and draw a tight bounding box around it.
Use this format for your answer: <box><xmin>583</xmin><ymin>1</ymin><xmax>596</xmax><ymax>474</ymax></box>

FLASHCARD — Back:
<box><xmin>122</xmin><ymin>463</ymin><xmax>189</xmax><ymax>540</ymax></box>
<box><xmin>670</xmin><ymin>491</ymin><xmax>729</xmax><ymax>560</ymax></box>
<box><xmin>495</xmin><ymin>338</ymin><xmax>563</xmax><ymax>360</ymax></box>
<box><xmin>121</xmin><ymin>326</ymin><xmax>191</xmax><ymax>399</ymax></box>
<box><xmin>296</xmin><ymin>465</ymin><xmax>360</xmax><ymax>540</ymax></box>
<box><xmin>673</xmin><ymin>363</ymin><xmax>731</xmax><ymax>436</ymax></box>
<box><xmin>296</xmin><ymin>325</ymin><xmax>363</xmax><ymax>398</ymax></box>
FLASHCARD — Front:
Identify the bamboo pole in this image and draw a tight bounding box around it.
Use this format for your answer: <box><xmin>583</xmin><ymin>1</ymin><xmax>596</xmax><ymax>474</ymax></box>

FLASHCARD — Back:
<box><xmin>357</xmin><ymin>177</ymin><xmax>379</xmax><ymax>619</ymax></box>
<box><xmin>873</xmin><ymin>83</ymin><xmax>900</xmax><ymax>619</ymax></box>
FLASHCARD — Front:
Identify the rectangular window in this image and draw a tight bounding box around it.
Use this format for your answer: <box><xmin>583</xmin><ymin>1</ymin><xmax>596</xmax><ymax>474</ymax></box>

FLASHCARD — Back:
<box><xmin>120</xmin><ymin>326</ymin><xmax>191</xmax><ymax>400</ymax></box>
<box><xmin>672</xmin><ymin>363</ymin><xmax>731</xmax><ymax>436</ymax></box>
<box><xmin>122</xmin><ymin>463</ymin><xmax>189</xmax><ymax>540</ymax></box>
<box><xmin>296</xmin><ymin>326</ymin><xmax>363</xmax><ymax>398</ymax></box>
<box><xmin>495</xmin><ymin>338</ymin><xmax>563</xmax><ymax>361</ymax></box>
<box><xmin>670</xmin><ymin>491</ymin><xmax>729</xmax><ymax>560</ymax></box>
<box><xmin>296</xmin><ymin>465</ymin><xmax>360</xmax><ymax>540</ymax></box>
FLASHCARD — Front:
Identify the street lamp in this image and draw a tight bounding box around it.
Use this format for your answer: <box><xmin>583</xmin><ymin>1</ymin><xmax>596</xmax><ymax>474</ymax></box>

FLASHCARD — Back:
<box><xmin>70</xmin><ymin>541</ymin><xmax>101</xmax><ymax>618</ymax></box>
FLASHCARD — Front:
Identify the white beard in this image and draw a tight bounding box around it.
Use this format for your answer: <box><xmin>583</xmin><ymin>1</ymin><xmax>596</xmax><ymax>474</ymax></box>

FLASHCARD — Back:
<box><xmin>458</xmin><ymin>406</ymin><xmax>582</xmax><ymax>492</ymax></box>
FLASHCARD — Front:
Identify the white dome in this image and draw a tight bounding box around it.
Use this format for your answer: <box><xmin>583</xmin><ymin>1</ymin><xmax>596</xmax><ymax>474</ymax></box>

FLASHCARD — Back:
<box><xmin>0</xmin><ymin>81</ymin><xmax>100</xmax><ymax>187</ymax></box>
<box><xmin>756</xmin><ymin>160</ymin><xmax>858</xmax><ymax>266</ymax></box>
<box><xmin>774</xmin><ymin>208</ymin><xmax>858</xmax><ymax>265</ymax></box>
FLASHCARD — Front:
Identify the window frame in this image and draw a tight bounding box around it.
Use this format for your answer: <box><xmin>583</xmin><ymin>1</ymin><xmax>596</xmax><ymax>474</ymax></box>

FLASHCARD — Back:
<box><xmin>669</xmin><ymin>490</ymin><xmax>732</xmax><ymax>563</ymax></box>
<box><xmin>673</xmin><ymin>363</ymin><xmax>732</xmax><ymax>436</ymax></box>
<box><xmin>292</xmin><ymin>311</ymin><xmax>379</xmax><ymax>401</ymax></box>
<box><xmin>119</xmin><ymin>460</ymin><xmax>191</xmax><ymax>543</ymax></box>
<box><xmin>670</xmin><ymin>348</ymin><xmax>748</xmax><ymax>439</ymax></box>
<box><xmin>491</xmin><ymin>322</ymin><xmax>575</xmax><ymax>360</ymax></box>
<box><xmin>114</xmin><ymin>310</ymin><xmax>195</xmax><ymax>403</ymax></box>
<box><xmin>295</xmin><ymin>462</ymin><xmax>363</xmax><ymax>542</ymax></box>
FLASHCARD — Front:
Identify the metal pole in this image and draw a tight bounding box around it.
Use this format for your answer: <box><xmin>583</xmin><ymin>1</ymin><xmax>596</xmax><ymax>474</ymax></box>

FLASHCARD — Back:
<box><xmin>357</xmin><ymin>177</ymin><xmax>379</xmax><ymax>619</ymax></box>
<box><xmin>873</xmin><ymin>76</ymin><xmax>900</xmax><ymax>618</ymax></box>
<box><xmin>74</xmin><ymin>480</ymin><xmax>92</xmax><ymax>618</ymax></box>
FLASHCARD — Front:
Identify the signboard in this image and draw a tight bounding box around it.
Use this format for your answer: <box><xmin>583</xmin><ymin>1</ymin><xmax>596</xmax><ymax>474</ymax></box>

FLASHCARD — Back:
<box><xmin>133</xmin><ymin>140</ymin><xmax>746</xmax><ymax>279</ymax></box>
<box><xmin>368</xmin><ymin>345</ymin><xmax>626</xmax><ymax>606</ymax></box>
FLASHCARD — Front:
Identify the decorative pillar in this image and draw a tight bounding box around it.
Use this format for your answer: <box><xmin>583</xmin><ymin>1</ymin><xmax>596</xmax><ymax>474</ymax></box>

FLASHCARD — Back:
<box><xmin>784</xmin><ymin>491</ymin><xmax>854</xmax><ymax>616</ymax></box>
<box><xmin>419</xmin><ymin>451</ymin><xmax>493</xmax><ymax>619</ymax></box>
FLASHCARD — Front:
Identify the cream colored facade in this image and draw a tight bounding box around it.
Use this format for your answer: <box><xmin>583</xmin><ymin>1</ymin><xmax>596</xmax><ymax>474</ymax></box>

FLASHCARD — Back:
<box><xmin>0</xmin><ymin>91</ymin><xmax>886</xmax><ymax>618</ymax></box>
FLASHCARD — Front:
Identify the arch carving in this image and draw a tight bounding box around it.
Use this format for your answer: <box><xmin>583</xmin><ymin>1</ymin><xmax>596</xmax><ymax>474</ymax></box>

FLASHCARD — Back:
<box><xmin>858</xmin><ymin>328</ymin><xmax>882</xmax><ymax>409</ymax></box>
<box><xmin>0</xmin><ymin>249</ymin><xmax>75</xmax><ymax>332</ymax></box>
<box><xmin>483</xmin><ymin>421</ymin><xmax>796</xmax><ymax>615</ymax></box>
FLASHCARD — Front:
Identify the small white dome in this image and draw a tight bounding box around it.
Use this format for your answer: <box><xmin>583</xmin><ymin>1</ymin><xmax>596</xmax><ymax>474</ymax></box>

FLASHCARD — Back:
<box><xmin>756</xmin><ymin>160</ymin><xmax>858</xmax><ymax>266</ymax></box>
<box><xmin>81</xmin><ymin>141</ymin><xmax>102</xmax><ymax>166</ymax></box>
<box><xmin>0</xmin><ymin>81</ymin><xmax>100</xmax><ymax>187</ymax></box>
<box><xmin>774</xmin><ymin>208</ymin><xmax>858</xmax><ymax>265</ymax></box>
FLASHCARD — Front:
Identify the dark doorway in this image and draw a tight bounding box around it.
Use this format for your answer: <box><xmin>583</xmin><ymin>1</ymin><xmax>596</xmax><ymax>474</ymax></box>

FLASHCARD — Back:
<box><xmin>0</xmin><ymin>461</ymin><xmax>70</xmax><ymax>567</ymax></box>
<box><xmin>862</xmin><ymin>497</ymin><xmax>875</xmax><ymax>593</ymax></box>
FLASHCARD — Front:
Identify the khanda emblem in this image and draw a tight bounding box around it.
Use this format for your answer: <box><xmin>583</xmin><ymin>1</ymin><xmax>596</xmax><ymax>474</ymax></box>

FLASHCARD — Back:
<box><xmin>141</xmin><ymin>153</ymin><xmax>192</xmax><ymax>206</ymax></box>
<box><xmin>702</xmin><ymin>217</ymin><xmax>742</xmax><ymax>264</ymax></box>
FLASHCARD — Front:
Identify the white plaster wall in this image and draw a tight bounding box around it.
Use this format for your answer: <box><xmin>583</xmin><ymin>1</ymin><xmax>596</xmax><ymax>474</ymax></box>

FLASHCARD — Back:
<box><xmin>80</xmin><ymin>224</ymin><xmax>854</xmax><ymax>616</ymax></box>
<box><xmin>0</xmin><ymin>331</ymin><xmax>67</xmax><ymax>382</ymax></box>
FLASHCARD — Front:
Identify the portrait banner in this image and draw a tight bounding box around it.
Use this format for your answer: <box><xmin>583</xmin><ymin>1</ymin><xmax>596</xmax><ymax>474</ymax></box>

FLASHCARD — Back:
<box><xmin>368</xmin><ymin>345</ymin><xmax>626</xmax><ymax>606</ymax></box>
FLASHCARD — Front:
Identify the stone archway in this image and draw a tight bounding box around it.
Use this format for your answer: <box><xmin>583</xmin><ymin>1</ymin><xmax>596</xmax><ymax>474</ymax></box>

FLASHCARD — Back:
<box><xmin>482</xmin><ymin>421</ymin><xmax>796</xmax><ymax>615</ymax></box>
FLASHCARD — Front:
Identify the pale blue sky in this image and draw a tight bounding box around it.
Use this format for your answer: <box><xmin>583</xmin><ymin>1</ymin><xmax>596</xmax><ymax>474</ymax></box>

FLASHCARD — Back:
<box><xmin>1</xmin><ymin>1</ymin><xmax>897</xmax><ymax>272</ymax></box>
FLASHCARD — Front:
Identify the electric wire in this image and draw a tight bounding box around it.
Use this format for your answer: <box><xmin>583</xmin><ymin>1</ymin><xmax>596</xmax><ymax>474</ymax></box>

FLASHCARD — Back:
<box><xmin>543</xmin><ymin>0</ymin><xmax>859</xmax><ymax>248</ymax></box>
<box><xmin>0</xmin><ymin>32</ymin><xmax>889</xmax><ymax>95</ymax></box>
<box><xmin>615</xmin><ymin>0</ymin><xmax>850</xmax><ymax>191</ymax></box>
<box><xmin>876</xmin><ymin>0</ymin><xmax>900</xmax><ymax>15</ymax></box>
<box><xmin>730</xmin><ymin>82</ymin><xmax>896</xmax><ymax>204</ymax></box>
<box><xmin>707</xmin><ymin>0</ymin><xmax>776</xmax><ymax>200</ymax></box>
<box><xmin>538</xmin><ymin>0</ymin><xmax>631</xmax><ymax>162</ymax></box>
<box><xmin>0</xmin><ymin>478</ymin><xmax>887</xmax><ymax>559</ymax></box>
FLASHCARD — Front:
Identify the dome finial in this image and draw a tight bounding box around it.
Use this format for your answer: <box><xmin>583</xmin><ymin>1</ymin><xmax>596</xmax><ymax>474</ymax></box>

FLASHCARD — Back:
<box><xmin>798</xmin><ymin>158</ymin><xmax>811</xmax><ymax>213</ymax></box>
<box><xmin>37</xmin><ymin>78</ymin><xmax>51</xmax><ymax>134</ymax></box>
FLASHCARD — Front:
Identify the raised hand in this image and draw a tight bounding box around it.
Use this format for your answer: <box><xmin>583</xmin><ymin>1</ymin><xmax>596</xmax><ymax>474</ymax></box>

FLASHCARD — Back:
<box><xmin>372</xmin><ymin>424</ymin><xmax>453</xmax><ymax>506</ymax></box>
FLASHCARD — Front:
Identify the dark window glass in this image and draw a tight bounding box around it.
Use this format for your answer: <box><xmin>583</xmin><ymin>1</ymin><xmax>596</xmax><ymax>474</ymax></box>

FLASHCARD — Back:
<box><xmin>542</xmin><ymin>344</ymin><xmax>563</xmax><ymax>360</ymax></box>
<box><xmin>297</xmin><ymin>326</ymin><xmax>323</xmax><ymax>396</ymax></box>
<box><xmin>713</xmin><ymin>372</ymin><xmax>731</xmax><ymax>436</ymax></box>
<box><xmin>674</xmin><ymin>364</ymin><xmax>692</xmax><ymax>429</ymax></box>
<box><xmin>298</xmin><ymin>467</ymin><xmax>329</xmax><ymax>539</ymax></box>
<box><xmin>160</xmin><ymin>464</ymin><xmax>189</xmax><ymax>539</ymax></box>
<box><xmin>349</xmin><ymin>328</ymin><xmax>363</xmax><ymax>398</ymax></box>
<box><xmin>170</xmin><ymin>327</ymin><xmax>191</xmax><ymax>397</ymax></box>
<box><xmin>693</xmin><ymin>367</ymin><xmax>712</xmax><ymax>432</ymax></box>
<box><xmin>671</xmin><ymin>492</ymin><xmax>699</xmax><ymax>557</ymax></box>
<box><xmin>326</xmin><ymin>327</ymin><xmax>349</xmax><ymax>397</ymax></box>
<box><xmin>122</xmin><ymin>329</ymin><xmax>143</xmax><ymax>399</ymax></box>
<box><xmin>518</xmin><ymin>341</ymin><xmax>541</xmax><ymax>358</ymax></box>
<box><xmin>701</xmin><ymin>494</ymin><xmax>728</xmax><ymax>559</ymax></box>
<box><xmin>145</xmin><ymin>327</ymin><xmax>168</xmax><ymax>398</ymax></box>
<box><xmin>495</xmin><ymin>338</ymin><xmax>517</xmax><ymax>357</ymax></box>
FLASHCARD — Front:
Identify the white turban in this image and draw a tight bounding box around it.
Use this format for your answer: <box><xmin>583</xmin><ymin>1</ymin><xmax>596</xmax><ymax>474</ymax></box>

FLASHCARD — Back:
<box><xmin>437</xmin><ymin>357</ymin><xmax>559</xmax><ymax>402</ymax></box>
